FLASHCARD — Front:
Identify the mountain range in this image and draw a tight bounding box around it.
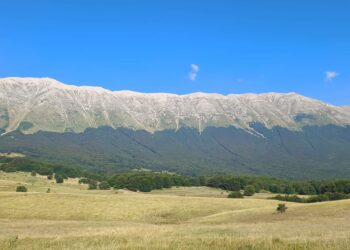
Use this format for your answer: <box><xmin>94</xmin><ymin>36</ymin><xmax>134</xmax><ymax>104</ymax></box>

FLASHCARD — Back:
<box><xmin>0</xmin><ymin>77</ymin><xmax>349</xmax><ymax>178</ymax></box>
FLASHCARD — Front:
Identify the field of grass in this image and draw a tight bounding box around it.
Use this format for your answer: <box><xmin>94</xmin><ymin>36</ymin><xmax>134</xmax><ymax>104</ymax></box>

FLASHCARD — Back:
<box><xmin>0</xmin><ymin>172</ymin><xmax>350</xmax><ymax>249</ymax></box>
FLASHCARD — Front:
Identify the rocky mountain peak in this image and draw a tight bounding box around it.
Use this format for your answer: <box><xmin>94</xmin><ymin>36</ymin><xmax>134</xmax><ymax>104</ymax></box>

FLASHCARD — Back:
<box><xmin>0</xmin><ymin>77</ymin><xmax>349</xmax><ymax>135</ymax></box>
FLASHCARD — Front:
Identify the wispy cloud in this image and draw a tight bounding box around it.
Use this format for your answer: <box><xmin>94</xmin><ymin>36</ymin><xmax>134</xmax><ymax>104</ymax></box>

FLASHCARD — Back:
<box><xmin>189</xmin><ymin>64</ymin><xmax>199</xmax><ymax>81</ymax></box>
<box><xmin>325</xmin><ymin>71</ymin><xmax>338</xmax><ymax>81</ymax></box>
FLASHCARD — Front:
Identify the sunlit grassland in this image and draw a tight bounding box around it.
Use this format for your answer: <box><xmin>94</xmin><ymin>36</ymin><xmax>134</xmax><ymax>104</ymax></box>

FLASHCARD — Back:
<box><xmin>0</xmin><ymin>172</ymin><xmax>350</xmax><ymax>249</ymax></box>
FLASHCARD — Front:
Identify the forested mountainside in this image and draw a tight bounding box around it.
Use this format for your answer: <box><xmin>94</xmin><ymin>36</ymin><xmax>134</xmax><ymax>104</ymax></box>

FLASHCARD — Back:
<box><xmin>1</xmin><ymin>125</ymin><xmax>349</xmax><ymax>179</ymax></box>
<box><xmin>1</xmin><ymin>77</ymin><xmax>350</xmax><ymax>179</ymax></box>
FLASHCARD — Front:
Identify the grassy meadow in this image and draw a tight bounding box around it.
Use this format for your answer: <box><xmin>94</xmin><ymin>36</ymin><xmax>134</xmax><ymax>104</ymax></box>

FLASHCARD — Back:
<box><xmin>0</xmin><ymin>172</ymin><xmax>350</xmax><ymax>249</ymax></box>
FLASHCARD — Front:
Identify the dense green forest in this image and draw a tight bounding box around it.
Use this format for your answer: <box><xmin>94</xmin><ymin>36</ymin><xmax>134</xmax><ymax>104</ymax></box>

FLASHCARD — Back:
<box><xmin>1</xmin><ymin>125</ymin><xmax>350</xmax><ymax>179</ymax></box>
<box><xmin>206</xmin><ymin>175</ymin><xmax>350</xmax><ymax>195</ymax></box>
<box><xmin>0</xmin><ymin>156</ymin><xmax>103</xmax><ymax>180</ymax></box>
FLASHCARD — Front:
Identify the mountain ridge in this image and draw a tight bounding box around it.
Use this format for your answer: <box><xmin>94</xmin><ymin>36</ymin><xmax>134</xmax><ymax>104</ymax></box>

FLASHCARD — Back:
<box><xmin>1</xmin><ymin>77</ymin><xmax>350</xmax><ymax>135</ymax></box>
<box><xmin>1</xmin><ymin>77</ymin><xmax>350</xmax><ymax>178</ymax></box>
<box><xmin>0</xmin><ymin>77</ymin><xmax>307</xmax><ymax>96</ymax></box>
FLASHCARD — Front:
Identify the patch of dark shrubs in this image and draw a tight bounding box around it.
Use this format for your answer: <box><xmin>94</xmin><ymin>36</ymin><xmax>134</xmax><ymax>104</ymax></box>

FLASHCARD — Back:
<box><xmin>243</xmin><ymin>185</ymin><xmax>255</xmax><ymax>196</ymax></box>
<box><xmin>228</xmin><ymin>191</ymin><xmax>243</xmax><ymax>198</ymax></box>
<box><xmin>271</xmin><ymin>192</ymin><xmax>350</xmax><ymax>203</ymax></box>
<box><xmin>98</xmin><ymin>181</ymin><xmax>111</xmax><ymax>190</ymax></box>
<box><xmin>107</xmin><ymin>172</ymin><xmax>203</xmax><ymax>192</ymax></box>
<box><xmin>55</xmin><ymin>174</ymin><xmax>64</xmax><ymax>184</ymax></box>
<box><xmin>16</xmin><ymin>185</ymin><xmax>27</xmax><ymax>192</ymax></box>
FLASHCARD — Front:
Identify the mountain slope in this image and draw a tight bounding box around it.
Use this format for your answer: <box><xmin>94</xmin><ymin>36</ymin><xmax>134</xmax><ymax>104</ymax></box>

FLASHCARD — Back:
<box><xmin>0</xmin><ymin>77</ymin><xmax>350</xmax><ymax>178</ymax></box>
<box><xmin>0</xmin><ymin>125</ymin><xmax>349</xmax><ymax>178</ymax></box>
<box><xmin>1</xmin><ymin>77</ymin><xmax>349</xmax><ymax>135</ymax></box>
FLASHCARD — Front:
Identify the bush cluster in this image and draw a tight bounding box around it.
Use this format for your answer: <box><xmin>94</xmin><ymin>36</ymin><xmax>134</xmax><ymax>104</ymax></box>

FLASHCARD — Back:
<box><xmin>107</xmin><ymin>172</ymin><xmax>206</xmax><ymax>192</ymax></box>
<box><xmin>228</xmin><ymin>191</ymin><xmax>243</xmax><ymax>198</ymax></box>
<box><xmin>271</xmin><ymin>192</ymin><xmax>350</xmax><ymax>203</ymax></box>
<box><xmin>16</xmin><ymin>185</ymin><xmax>27</xmax><ymax>192</ymax></box>
<box><xmin>206</xmin><ymin>176</ymin><xmax>350</xmax><ymax>195</ymax></box>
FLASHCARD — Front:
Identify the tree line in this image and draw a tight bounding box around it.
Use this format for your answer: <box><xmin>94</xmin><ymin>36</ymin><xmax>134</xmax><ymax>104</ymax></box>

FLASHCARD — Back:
<box><xmin>206</xmin><ymin>175</ymin><xmax>350</xmax><ymax>195</ymax></box>
<box><xmin>0</xmin><ymin>156</ymin><xmax>103</xmax><ymax>181</ymax></box>
<box><xmin>271</xmin><ymin>193</ymin><xmax>350</xmax><ymax>203</ymax></box>
<box><xmin>2</xmin><ymin>156</ymin><xmax>350</xmax><ymax>196</ymax></box>
<box><xmin>107</xmin><ymin>172</ymin><xmax>206</xmax><ymax>192</ymax></box>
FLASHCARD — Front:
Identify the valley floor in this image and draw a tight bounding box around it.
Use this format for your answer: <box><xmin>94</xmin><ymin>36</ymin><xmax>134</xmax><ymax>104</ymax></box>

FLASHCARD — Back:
<box><xmin>0</xmin><ymin>172</ymin><xmax>350</xmax><ymax>249</ymax></box>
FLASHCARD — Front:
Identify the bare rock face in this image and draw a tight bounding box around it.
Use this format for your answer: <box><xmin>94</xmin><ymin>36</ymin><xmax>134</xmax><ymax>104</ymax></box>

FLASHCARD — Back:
<box><xmin>1</xmin><ymin>77</ymin><xmax>350</xmax><ymax>135</ymax></box>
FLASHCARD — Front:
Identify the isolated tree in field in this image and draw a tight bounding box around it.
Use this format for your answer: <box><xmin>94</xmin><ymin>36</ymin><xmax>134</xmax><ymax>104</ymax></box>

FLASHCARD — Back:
<box><xmin>244</xmin><ymin>185</ymin><xmax>256</xmax><ymax>196</ymax></box>
<box><xmin>228</xmin><ymin>191</ymin><xmax>243</xmax><ymax>198</ymax></box>
<box><xmin>47</xmin><ymin>174</ymin><xmax>53</xmax><ymax>180</ymax></box>
<box><xmin>55</xmin><ymin>175</ymin><xmax>64</xmax><ymax>184</ymax></box>
<box><xmin>98</xmin><ymin>181</ymin><xmax>111</xmax><ymax>190</ymax></box>
<box><xmin>16</xmin><ymin>185</ymin><xmax>27</xmax><ymax>192</ymax></box>
<box><xmin>31</xmin><ymin>171</ymin><xmax>36</xmax><ymax>176</ymax></box>
<box><xmin>277</xmin><ymin>203</ymin><xmax>288</xmax><ymax>213</ymax></box>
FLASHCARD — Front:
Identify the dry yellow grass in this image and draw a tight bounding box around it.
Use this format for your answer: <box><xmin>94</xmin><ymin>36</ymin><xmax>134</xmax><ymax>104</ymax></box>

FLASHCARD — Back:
<box><xmin>0</xmin><ymin>171</ymin><xmax>349</xmax><ymax>250</ymax></box>
<box><xmin>150</xmin><ymin>186</ymin><xmax>230</xmax><ymax>198</ymax></box>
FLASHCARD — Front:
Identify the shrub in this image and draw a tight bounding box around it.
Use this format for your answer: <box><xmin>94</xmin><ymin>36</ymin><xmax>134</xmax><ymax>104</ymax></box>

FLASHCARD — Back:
<box><xmin>277</xmin><ymin>203</ymin><xmax>287</xmax><ymax>213</ymax></box>
<box><xmin>47</xmin><ymin>174</ymin><xmax>53</xmax><ymax>180</ymax></box>
<box><xmin>244</xmin><ymin>185</ymin><xmax>256</xmax><ymax>196</ymax></box>
<box><xmin>16</xmin><ymin>185</ymin><xmax>27</xmax><ymax>192</ymax></box>
<box><xmin>272</xmin><ymin>193</ymin><xmax>350</xmax><ymax>203</ymax></box>
<box><xmin>88</xmin><ymin>181</ymin><xmax>97</xmax><ymax>190</ymax></box>
<box><xmin>271</xmin><ymin>194</ymin><xmax>303</xmax><ymax>203</ymax></box>
<box><xmin>31</xmin><ymin>171</ymin><xmax>36</xmax><ymax>176</ymax></box>
<box><xmin>306</xmin><ymin>194</ymin><xmax>329</xmax><ymax>203</ymax></box>
<box><xmin>55</xmin><ymin>175</ymin><xmax>64</xmax><ymax>184</ymax></box>
<box><xmin>98</xmin><ymin>181</ymin><xmax>111</xmax><ymax>190</ymax></box>
<box><xmin>228</xmin><ymin>191</ymin><xmax>243</xmax><ymax>198</ymax></box>
<box><xmin>324</xmin><ymin>192</ymin><xmax>349</xmax><ymax>201</ymax></box>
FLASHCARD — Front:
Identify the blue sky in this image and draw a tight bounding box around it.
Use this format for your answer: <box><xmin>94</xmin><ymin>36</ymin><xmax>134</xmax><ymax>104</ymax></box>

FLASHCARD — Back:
<box><xmin>0</xmin><ymin>0</ymin><xmax>349</xmax><ymax>105</ymax></box>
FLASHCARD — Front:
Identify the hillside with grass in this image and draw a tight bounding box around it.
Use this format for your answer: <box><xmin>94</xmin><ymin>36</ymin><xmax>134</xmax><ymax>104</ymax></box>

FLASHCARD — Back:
<box><xmin>1</xmin><ymin>172</ymin><xmax>350</xmax><ymax>250</ymax></box>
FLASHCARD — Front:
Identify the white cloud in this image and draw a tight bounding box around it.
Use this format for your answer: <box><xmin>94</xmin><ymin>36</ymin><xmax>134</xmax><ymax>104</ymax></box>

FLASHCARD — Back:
<box><xmin>189</xmin><ymin>64</ymin><xmax>199</xmax><ymax>81</ymax></box>
<box><xmin>325</xmin><ymin>71</ymin><xmax>338</xmax><ymax>81</ymax></box>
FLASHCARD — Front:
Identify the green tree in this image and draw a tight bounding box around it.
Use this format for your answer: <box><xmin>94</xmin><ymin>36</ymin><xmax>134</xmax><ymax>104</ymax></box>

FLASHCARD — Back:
<box><xmin>31</xmin><ymin>171</ymin><xmax>36</xmax><ymax>176</ymax></box>
<box><xmin>270</xmin><ymin>184</ymin><xmax>282</xmax><ymax>193</ymax></box>
<box><xmin>244</xmin><ymin>185</ymin><xmax>256</xmax><ymax>196</ymax></box>
<box><xmin>98</xmin><ymin>181</ymin><xmax>111</xmax><ymax>190</ymax></box>
<box><xmin>283</xmin><ymin>184</ymin><xmax>295</xmax><ymax>194</ymax></box>
<box><xmin>55</xmin><ymin>175</ymin><xmax>64</xmax><ymax>184</ymax></box>
<box><xmin>138</xmin><ymin>178</ymin><xmax>153</xmax><ymax>192</ymax></box>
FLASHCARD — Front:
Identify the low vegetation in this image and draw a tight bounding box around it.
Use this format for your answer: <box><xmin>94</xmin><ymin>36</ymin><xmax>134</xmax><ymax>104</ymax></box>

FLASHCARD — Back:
<box><xmin>276</xmin><ymin>203</ymin><xmax>288</xmax><ymax>213</ymax></box>
<box><xmin>272</xmin><ymin>192</ymin><xmax>350</xmax><ymax>203</ymax></box>
<box><xmin>228</xmin><ymin>191</ymin><xmax>243</xmax><ymax>198</ymax></box>
<box><xmin>2</xmin><ymin>156</ymin><xmax>350</xmax><ymax>199</ymax></box>
<box><xmin>1</xmin><ymin>171</ymin><xmax>350</xmax><ymax>249</ymax></box>
<box><xmin>243</xmin><ymin>185</ymin><xmax>256</xmax><ymax>196</ymax></box>
<box><xmin>15</xmin><ymin>185</ymin><xmax>27</xmax><ymax>192</ymax></box>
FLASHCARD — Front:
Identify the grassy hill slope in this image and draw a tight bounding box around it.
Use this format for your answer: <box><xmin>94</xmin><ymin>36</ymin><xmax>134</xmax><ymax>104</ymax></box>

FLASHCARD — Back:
<box><xmin>0</xmin><ymin>172</ymin><xmax>350</xmax><ymax>249</ymax></box>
